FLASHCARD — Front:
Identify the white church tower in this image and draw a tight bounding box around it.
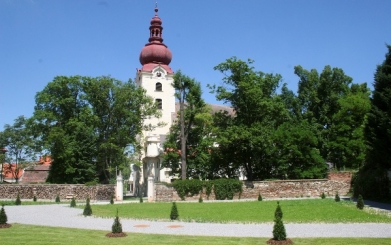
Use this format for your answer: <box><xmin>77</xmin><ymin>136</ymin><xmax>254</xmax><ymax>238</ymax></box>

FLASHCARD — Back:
<box><xmin>134</xmin><ymin>5</ymin><xmax>175</xmax><ymax>194</ymax></box>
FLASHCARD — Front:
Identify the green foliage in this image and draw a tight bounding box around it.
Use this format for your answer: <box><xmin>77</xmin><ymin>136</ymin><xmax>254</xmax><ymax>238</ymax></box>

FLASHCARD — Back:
<box><xmin>0</xmin><ymin>205</ymin><xmax>7</xmax><ymax>224</ymax></box>
<box><xmin>170</xmin><ymin>202</ymin><xmax>179</xmax><ymax>220</ymax></box>
<box><xmin>198</xmin><ymin>195</ymin><xmax>203</xmax><ymax>203</ymax></box>
<box><xmin>274</xmin><ymin>201</ymin><xmax>283</xmax><ymax>220</ymax></box>
<box><xmin>258</xmin><ymin>193</ymin><xmax>263</xmax><ymax>201</ymax></box>
<box><xmin>31</xmin><ymin>76</ymin><xmax>160</xmax><ymax>184</ymax></box>
<box><xmin>83</xmin><ymin>197</ymin><xmax>92</xmax><ymax>216</ymax></box>
<box><xmin>335</xmin><ymin>193</ymin><xmax>340</xmax><ymax>202</ymax></box>
<box><xmin>111</xmin><ymin>209</ymin><xmax>123</xmax><ymax>233</ymax></box>
<box><xmin>84</xmin><ymin>180</ymin><xmax>98</xmax><ymax>186</ymax></box>
<box><xmin>356</xmin><ymin>195</ymin><xmax>364</xmax><ymax>210</ymax></box>
<box><xmin>110</xmin><ymin>194</ymin><xmax>114</xmax><ymax>205</ymax></box>
<box><xmin>55</xmin><ymin>194</ymin><xmax>60</xmax><ymax>203</ymax></box>
<box><xmin>0</xmin><ymin>115</ymin><xmax>38</xmax><ymax>183</ymax></box>
<box><xmin>172</xmin><ymin>179</ymin><xmax>203</xmax><ymax>200</ymax></box>
<box><xmin>272</xmin><ymin>201</ymin><xmax>287</xmax><ymax>241</ymax></box>
<box><xmin>204</xmin><ymin>181</ymin><xmax>213</xmax><ymax>199</ymax></box>
<box><xmin>15</xmin><ymin>193</ymin><xmax>21</xmax><ymax>205</ymax></box>
<box><xmin>33</xmin><ymin>196</ymin><xmax>37</xmax><ymax>202</ymax></box>
<box><xmin>355</xmin><ymin>45</ymin><xmax>391</xmax><ymax>200</ymax></box>
<box><xmin>139</xmin><ymin>193</ymin><xmax>143</xmax><ymax>203</ymax></box>
<box><xmin>321</xmin><ymin>192</ymin><xmax>326</xmax><ymax>199</ymax></box>
<box><xmin>213</xmin><ymin>179</ymin><xmax>242</xmax><ymax>200</ymax></box>
<box><xmin>70</xmin><ymin>197</ymin><xmax>76</xmax><ymax>207</ymax></box>
<box><xmin>272</xmin><ymin>217</ymin><xmax>287</xmax><ymax>241</ymax></box>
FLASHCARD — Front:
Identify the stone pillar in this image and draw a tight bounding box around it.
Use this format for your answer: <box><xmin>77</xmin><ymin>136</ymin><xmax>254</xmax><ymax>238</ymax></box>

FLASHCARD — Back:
<box><xmin>116</xmin><ymin>171</ymin><xmax>123</xmax><ymax>201</ymax></box>
<box><xmin>148</xmin><ymin>175</ymin><xmax>154</xmax><ymax>202</ymax></box>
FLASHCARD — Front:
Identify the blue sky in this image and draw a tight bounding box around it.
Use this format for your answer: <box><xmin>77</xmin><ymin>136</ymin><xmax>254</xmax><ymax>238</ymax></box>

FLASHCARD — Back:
<box><xmin>1</xmin><ymin>0</ymin><xmax>390</xmax><ymax>128</ymax></box>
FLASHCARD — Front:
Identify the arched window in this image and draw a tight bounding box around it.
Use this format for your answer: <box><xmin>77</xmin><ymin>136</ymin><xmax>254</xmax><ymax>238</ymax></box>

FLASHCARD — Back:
<box><xmin>155</xmin><ymin>82</ymin><xmax>162</xmax><ymax>91</ymax></box>
<box><xmin>156</xmin><ymin>99</ymin><xmax>162</xmax><ymax>109</ymax></box>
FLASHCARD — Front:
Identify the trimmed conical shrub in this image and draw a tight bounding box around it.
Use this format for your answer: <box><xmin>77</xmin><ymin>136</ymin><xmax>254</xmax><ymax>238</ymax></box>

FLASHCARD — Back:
<box><xmin>33</xmin><ymin>195</ymin><xmax>37</xmax><ymax>202</ymax></box>
<box><xmin>272</xmin><ymin>216</ymin><xmax>287</xmax><ymax>241</ymax></box>
<box><xmin>83</xmin><ymin>197</ymin><xmax>92</xmax><ymax>216</ymax></box>
<box><xmin>110</xmin><ymin>194</ymin><xmax>114</xmax><ymax>205</ymax></box>
<box><xmin>274</xmin><ymin>201</ymin><xmax>283</xmax><ymax>220</ymax></box>
<box><xmin>335</xmin><ymin>193</ymin><xmax>340</xmax><ymax>202</ymax></box>
<box><xmin>0</xmin><ymin>205</ymin><xmax>7</xmax><ymax>224</ymax></box>
<box><xmin>112</xmin><ymin>209</ymin><xmax>123</xmax><ymax>233</ymax></box>
<box><xmin>70</xmin><ymin>197</ymin><xmax>76</xmax><ymax>207</ymax></box>
<box><xmin>198</xmin><ymin>195</ymin><xmax>203</xmax><ymax>203</ymax></box>
<box><xmin>15</xmin><ymin>193</ymin><xmax>21</xmax><ymax>205</ymax></box>
<box><xmin>170</xmin><ymin>202</ymin><xmax>179</xmax><ymax>220</ymax></box>
<box><xmin>357</xmin><ymin>194</ymin><xmax>364</xmax><ymax>210</ymax></box>
<box><xmin>321</xmin><ymin>192</ymin><xmax>326</xmax><ymax>199</ymax></box>
<box><xmin>139</xmin><ymin>193</ymin><xmax>143</xmax><ymax>203</ymax></box>
<box><xmin>258</xmin><ymin>193</ymin><xmax>263</xmax><ymax>201</ymax></box>
<box><xmin>55</xmin><ymin>194</ymin><xmax>60</xmax><ymax>203</ymax></box>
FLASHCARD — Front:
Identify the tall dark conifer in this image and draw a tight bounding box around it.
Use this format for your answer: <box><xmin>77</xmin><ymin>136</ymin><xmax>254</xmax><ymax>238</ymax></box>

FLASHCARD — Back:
<box><xmin>355</xmin><ymin>45</ymin><xmax>391</xmax><ymax>199</ymax></box>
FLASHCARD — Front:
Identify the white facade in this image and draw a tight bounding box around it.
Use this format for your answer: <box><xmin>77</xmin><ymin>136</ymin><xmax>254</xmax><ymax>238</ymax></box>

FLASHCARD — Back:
<box><xmin>135</xmin><ymin>65</ymin><xmax>176</xmax><ymax>193</ymax></box>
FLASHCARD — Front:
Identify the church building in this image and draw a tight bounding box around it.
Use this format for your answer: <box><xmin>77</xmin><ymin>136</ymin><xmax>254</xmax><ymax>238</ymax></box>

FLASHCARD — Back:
<box><xmin>131</xmin><ymin>6</ymin><xmax>176</xmax><ymax>196</ymax></box>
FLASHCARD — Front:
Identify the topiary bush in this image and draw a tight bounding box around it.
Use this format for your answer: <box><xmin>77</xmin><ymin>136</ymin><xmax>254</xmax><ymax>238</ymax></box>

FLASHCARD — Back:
<box><xmin>0</xmin><ymin>205</ymin><xmax>7</xmax><ymax>224</ymax></box>
<box><xmin>272</xmin><ymin>216</ymin><xmax>287</xmax><ymax>241</ymax></box>
<box><xmin>83</xmin><ymin>197</ymin><xmax>92</xmax><ymax>216</ymax></box>
<box><xmin>213</xmin><ymin>179</ymin><xmax>242</xmax><ymax>200</ymax></box>
<box><xmin>33</xmin><ymin>195</ymin><xmax>37</xmax><ymax>202</ymax></box>
<box><xmin>112</xmin><ymin>209</ymin><xmax>122</xmax><ymax>233</ymax></box>
<box><xmin>274</xmin><ymin>201</ymin><xmax>283</xmax><ymax>220</ymax></box>
<box><xmin>356</xmin><ymin>194</ymin><xmax>364</xmax><ymax>210</ymax></box>
<box><xmin>321</xmin><ymin>192</ymin><xmax>326</xmax><ymax>199</ymax></box>
<box><xmin>172</xmin><ymin>179</ymin><xmax>203</xmax><ymax>201</ymax></box>
<box><xmin>335</xmin><ymin>192</ymin><xmax>340</xmax><ymax>202</ymax></box>
<box><xmin>15</xmin><ymin>193</ymin><xmax>21</xmax><ymax>205</ymax></box>
<box><xmin>55</xmin><ymin>194</ymin><xmax>60</xmax><ymax>203</ymax></box>
<box><xmin>204</xmin><ymin>181</ymin><xmax>213</xmax><ymax>200</ymax></box>
<box><xmin>198</xmin><ymin>194</ymin><xmax>203</xmax><ymax>203</ymax></box>
<box><xmin>139</xmin><ymin>193</ymin><xmax>143</xmax><ymax>203</ymax></box>
<box><xmin>110</xmin><ymin>194</ymin><xmax>114</xmax><ymax>204</ymax></box>
<box><xmin>70</xmin><ymin>197</ymin><xmax>76</xmax><ymax>207</ymax></box>
<box><xmin>258</xmin><ymin>193</ymin><xmax>263</xmax><ymax>201</ymax></box>
<box><xmin>170</xmin><ymin>202</ymin><xmax>179</xmax><ymax>220</ymax></box>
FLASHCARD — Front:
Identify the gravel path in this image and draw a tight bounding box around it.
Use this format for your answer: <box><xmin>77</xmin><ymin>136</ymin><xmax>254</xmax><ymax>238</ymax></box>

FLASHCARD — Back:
<box><xmin>4</xmin><ymin>203</ymin><xmax>391</xmax><ymax>238</ymax></box>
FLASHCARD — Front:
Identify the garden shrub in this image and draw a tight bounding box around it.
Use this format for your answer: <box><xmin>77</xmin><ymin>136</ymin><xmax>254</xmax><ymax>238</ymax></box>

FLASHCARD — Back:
<box><xmin>33</xmin><ymin>195</ymin><xmax>37</xmax><ymax>202</ymax></box>
<box><xmin>356</xmin><ymin>194</ymin><xmax>364</xmax><ymax>210</ymax></box>
<box><xmin>139</xmin><ymin>193</ymin><xmax>143</xmax><ymax>203</ymax></box>
<box><xmin>272</xmin><ymin>216</ymin><xmax>287</xmax><ymax>241</ymax></box>
<box><xmin>55</xmin><ymin>194</ymin><xmax>60</xmax><ymax>203</ymax></box>
<box><xmin>198</xmin><ymin>194</ymin><xmax>203</xmax><ymax>203</ymax></box>
<box><xmin>15</xmin><ymin>193</ymin><xmax>21</xmax><ymax>205</ymax></box>
<box><xmin>83</xmin><ymin>197</ymin><xmax>92</xmax><ymax>216</ymax></box>
<box><xmin>274</xmin><ymin>201</ymin><xmax>283</xmax><ymax>220</ymax></box>
<box><xmin>112</xmin><ymin>209</ymin><xmax>122</xmax><ymax>233</ymax></box>
<box><xmin>170</xmin><ymin>202</ymin><xmax>179</xmax><ymax>220</ymax></box>
<box><xmin>172</xmin><ymin>179</ymin><xmax>203</xmax><ymax>201</ymax></box>
<box><xmin>258</xmin><ymin>193</ymin><xmax>263</xmax><ymax>201</ymax></box>
<box><xmin>213</xmin><ymin>179</ymin><xmax>242</xmax><ymax>200</ymax></box>
<box><xmin>70</xmin><ymin>197</ymin><xmax>76</xmax><ymax>207</ymax></box>
<box><xmin>110</xmin><ymin>194</ymin><xmax>114</xmax><ymax>204</ymax></box>
<box><xmin>335</xmin><ymin>193</ymin><xmax>340</xmax><ymax>202</ymax></box>
<box><xmin>321</xmin><ymin>192</ymin><xmax>326</xmax><ymax>199</ymax></box>
<box><xmin>0</xmin><ymin>205</ymin><xmax>7</xmax><ymax>224</ymax></box>
<box><xmin>204</xmin><ymin>181</ymin><xmax>213</xmax><ymax>200</ymax></box>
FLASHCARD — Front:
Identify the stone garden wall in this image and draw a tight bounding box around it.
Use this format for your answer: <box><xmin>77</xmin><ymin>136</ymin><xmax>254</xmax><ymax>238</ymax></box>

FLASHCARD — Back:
<box><xmin>0</xmin><ymin>184</ymin><xmax>115</xmax><ymax>201</ymax></box>
<box><xmin>154</xmin><ymin>172</ymin><xmax>353</xmax><ymax>202</ymax></box>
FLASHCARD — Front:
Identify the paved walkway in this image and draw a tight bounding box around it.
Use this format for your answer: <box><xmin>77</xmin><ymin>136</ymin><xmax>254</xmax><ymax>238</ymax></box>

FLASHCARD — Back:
<box><xmin>4</xmin><ymin>201</ymin><xmax>391</xmax><ymax>238</ymax></box>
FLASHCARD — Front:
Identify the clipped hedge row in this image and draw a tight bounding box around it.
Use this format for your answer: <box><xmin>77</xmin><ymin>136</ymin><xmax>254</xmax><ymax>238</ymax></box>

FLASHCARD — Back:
<box><xmin>171</xmin><ymin>179</ymin><xmax>242</xmax><ymax>200</ymax></box>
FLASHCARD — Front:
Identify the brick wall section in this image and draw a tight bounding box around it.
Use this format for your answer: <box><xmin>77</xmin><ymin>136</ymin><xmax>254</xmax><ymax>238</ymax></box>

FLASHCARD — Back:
<box><xmin>0</xmin><ymin>184</ymin><xmax>115</xmax><ymax>201</ymax></box>
<box><xmin>154</xmin><ymin>172</ymin><xmax>353</xmax><ymax>202</ymax></box>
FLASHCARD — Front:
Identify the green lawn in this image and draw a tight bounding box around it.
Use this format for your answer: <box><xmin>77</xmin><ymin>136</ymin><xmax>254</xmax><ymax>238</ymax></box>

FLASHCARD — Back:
<box><xmin>88</xmin><ymin>199</ymin><xmax>391</xmax><ymax>223</ymax></box>
<box><xmin>1</xmin><ymin>224</ymin><xmax>390</xmax><ymax>245</ymax></box>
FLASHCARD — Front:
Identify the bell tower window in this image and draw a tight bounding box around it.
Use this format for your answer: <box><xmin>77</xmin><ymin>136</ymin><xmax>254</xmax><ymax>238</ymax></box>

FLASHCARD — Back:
<box><xmin>156</xmin><ymin>99</ymin><xmax>162</xmax><ymax>109</ymax></box>
<box><xmin>155</xmin><ymin>82</ymin><xmax>162</xmax><ymax>91</ymax></box>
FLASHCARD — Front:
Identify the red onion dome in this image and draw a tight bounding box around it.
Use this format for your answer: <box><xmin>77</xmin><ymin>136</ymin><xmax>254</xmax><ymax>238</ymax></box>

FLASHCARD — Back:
<box><xmin>139</xmin><ymin>43</ymin><xmax>172</xmax><ymax>65</ymax></box>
